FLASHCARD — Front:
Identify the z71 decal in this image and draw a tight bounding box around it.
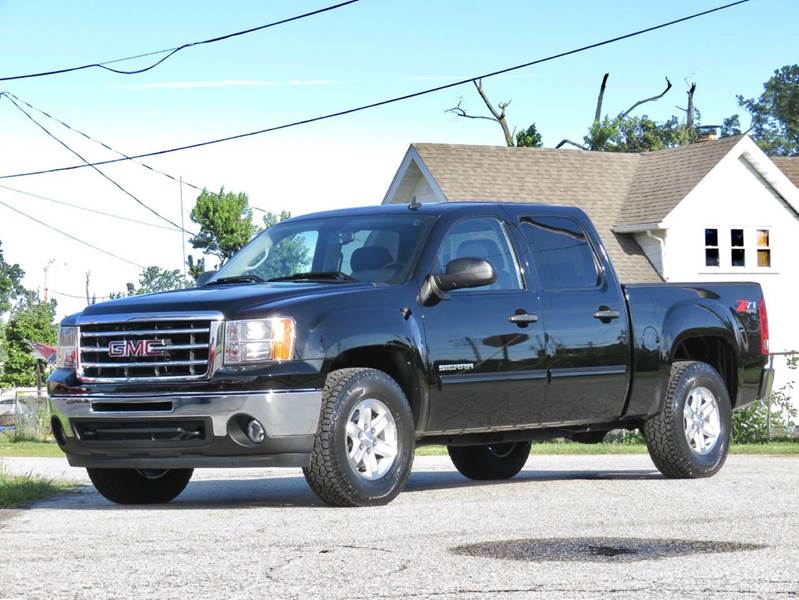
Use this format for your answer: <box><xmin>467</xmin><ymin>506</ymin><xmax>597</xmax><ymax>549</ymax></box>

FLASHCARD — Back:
<box><xmin>735</xmin><ymin>300</ymin><xmax>758</xmax><ymax>315</ymax></box>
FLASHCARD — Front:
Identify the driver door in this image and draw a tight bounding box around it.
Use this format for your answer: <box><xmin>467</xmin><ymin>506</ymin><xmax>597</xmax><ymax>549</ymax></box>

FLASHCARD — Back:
<box><xmin>420</xmin><ymin>214</ymin><xmax>547</xmax><ymax>433</ymax></box>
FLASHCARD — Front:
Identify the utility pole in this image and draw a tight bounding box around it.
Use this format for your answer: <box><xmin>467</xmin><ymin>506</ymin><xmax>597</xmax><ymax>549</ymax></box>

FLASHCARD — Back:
<box><xmin>180</xmin><ymin>177</ymin><xmax>187</xmax><ymax>282</ymax></box>
<box><xmin>42</xmin><ymin>258</ymin><xmax>54</xmax><ymax>302</ymax></box>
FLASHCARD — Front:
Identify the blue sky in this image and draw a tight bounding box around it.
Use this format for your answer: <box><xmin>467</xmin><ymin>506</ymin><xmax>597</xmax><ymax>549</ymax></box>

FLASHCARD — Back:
<box><xmin>1</xmin><ymin>0</ymin><xmax>797</xmax><ymax>316</ymax></box>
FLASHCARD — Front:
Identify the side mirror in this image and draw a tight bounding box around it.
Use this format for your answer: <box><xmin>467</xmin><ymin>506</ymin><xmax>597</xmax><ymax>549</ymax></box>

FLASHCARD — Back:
<box><xmin>420</xmin><ymin>257</ymin><xmax>495</xmax><ymax>305</ymax></box>
<box><xmin>196</xmin><ymin>271</ymin><xmax>217</xmax><ymax>287</ymax></box>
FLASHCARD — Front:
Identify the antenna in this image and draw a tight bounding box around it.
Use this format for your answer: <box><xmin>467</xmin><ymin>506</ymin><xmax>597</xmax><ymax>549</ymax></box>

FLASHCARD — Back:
<box><xmin>408</xmin><ymin>195</ymin><xmax>421</xmax><ymax>210</ymax></box>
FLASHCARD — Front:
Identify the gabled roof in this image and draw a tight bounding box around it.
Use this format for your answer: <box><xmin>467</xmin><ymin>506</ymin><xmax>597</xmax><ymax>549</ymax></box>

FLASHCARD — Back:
<box><xmin>772</xmin><ymin>156</ymin><xmax>799</xmax><ymax>188</ymax></box>
<box><xmin>619</xmin><ymin>135</ymin><xmax>744</xmax><ymax>226</ymax></box>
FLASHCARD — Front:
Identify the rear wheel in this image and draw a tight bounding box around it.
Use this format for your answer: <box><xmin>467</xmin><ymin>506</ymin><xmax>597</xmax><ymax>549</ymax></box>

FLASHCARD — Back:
<box><xmin>87</xmin><ymin>468</ymin><xmax>193</xmax><ymax>504</ymax></box>
<box><xmin>643</xmin><ymin>361</ymin><xmax>731</xmax><ymax>478</ymax></box>
<box><xmin>447</xmin><ymin>441</ymin><xmax>532</xmax><ymax>480</ymax></box>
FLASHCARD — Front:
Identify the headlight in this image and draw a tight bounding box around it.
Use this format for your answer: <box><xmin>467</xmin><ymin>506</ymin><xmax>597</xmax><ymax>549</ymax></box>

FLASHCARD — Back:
<box><xmin>55</xmin><ymin>326</ymin><xmax>78</xmax><ymax>369</ymax></box>
<box><xmin>224</xmin><ymin>318</ymin><xmax>295</xmax><ymax>364</ymax></box>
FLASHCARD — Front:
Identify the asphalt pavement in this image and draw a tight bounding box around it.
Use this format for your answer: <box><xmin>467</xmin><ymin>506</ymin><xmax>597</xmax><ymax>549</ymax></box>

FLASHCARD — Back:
<box><xmin>1</xmin><ymin>453</ymin><xmax>796</xmax><ymax>599</ymax></box>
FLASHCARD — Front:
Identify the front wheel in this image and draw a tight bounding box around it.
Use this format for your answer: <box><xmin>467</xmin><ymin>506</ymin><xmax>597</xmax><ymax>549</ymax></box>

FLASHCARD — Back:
<box><xmin>448</xmin><ymin>441</ymin><xmax>532</xmax><ymax>480</ymax></box>
<box><xmin>87</xmin><ymin>468</ymin><xmax>193</xmax><ymax>504</ymax></box>
<box><xmin>643</xmin><ymin>361</ymin><xmax>731</xmax><ymax>478</ymax></box>
<box><xmin>303</xmin><ymin>368</ymin><xmax>415</xmax><ymax>507</ymax></box>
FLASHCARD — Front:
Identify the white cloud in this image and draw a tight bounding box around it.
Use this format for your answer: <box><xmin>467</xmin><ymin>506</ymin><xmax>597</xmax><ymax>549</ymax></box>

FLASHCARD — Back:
<box><xmin>117</xmin><ymin>79</ymin><xmax>340</xmax><ymax>90</ymax></box>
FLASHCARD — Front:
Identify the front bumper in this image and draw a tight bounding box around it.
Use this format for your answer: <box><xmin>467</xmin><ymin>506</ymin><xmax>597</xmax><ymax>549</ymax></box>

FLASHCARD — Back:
<box><xmin>49</xmin><ymin>389</ymin><xmax>322</xmax><ymax>469</ymax></box>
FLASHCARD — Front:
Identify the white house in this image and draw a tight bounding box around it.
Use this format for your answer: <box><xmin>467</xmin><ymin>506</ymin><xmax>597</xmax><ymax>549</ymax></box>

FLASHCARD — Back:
<box><xmin>383</xmin><ymin>135</ymin><xmax>799</xmax><ymax>404</ymax></box>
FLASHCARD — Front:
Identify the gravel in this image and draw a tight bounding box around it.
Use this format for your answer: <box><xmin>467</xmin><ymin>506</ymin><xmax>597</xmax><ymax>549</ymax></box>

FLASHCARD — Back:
<box><xmin>0</xmin><ymin>453</ymin><xmax>797</xmax><ymax>599</ymax></box>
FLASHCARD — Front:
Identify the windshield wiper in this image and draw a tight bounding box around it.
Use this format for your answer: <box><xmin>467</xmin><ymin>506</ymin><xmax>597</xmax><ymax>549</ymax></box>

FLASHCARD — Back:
<box><xmin>267</xmin><ymin>271</ymin><xmax>357</xmax><ymax>283</ymax></box>
<box><xmin>205</xmin><ymin>275</ymin><xmax>265</xmax><ymax>286</ymax></box>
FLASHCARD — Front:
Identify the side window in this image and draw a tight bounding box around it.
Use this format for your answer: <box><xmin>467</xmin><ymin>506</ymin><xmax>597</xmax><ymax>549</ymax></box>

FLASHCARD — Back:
<box><xmin>520</xmin><ymin>216</ymin><xmax>599</xmax><ymax>290</ymax></box>
<box><xmin>435</xmin><ymin>218</ymin><xmax>522</xmax><ymax>291</ymax></box>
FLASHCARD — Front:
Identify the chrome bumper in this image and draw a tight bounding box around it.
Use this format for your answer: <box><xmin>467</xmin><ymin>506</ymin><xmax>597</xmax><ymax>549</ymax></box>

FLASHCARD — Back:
<box><xmin>49</xmin><ymin>389</ymin><xmax>323</xmax><ymax>439</ymax></box>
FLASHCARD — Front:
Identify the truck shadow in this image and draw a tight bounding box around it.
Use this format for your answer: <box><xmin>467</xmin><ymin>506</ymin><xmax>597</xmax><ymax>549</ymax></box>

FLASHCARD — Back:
<box><xmin>48</xmin><ymin>467</ymin><xmax>660</xmax><ymax>510</ymax></box>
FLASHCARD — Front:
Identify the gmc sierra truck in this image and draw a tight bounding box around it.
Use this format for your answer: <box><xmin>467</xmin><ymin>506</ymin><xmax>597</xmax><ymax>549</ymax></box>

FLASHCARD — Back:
<box><xmin>48</xmin><ymin>202</ymin><xmax>774</xmax><ymax>507</ymax></box>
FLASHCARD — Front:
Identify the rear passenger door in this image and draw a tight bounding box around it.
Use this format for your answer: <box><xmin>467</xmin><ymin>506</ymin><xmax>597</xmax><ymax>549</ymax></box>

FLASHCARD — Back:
<box><xmin>506</xmin><ymin>209</ymin><xmax>630</xmax><ymax>425</ymax></box>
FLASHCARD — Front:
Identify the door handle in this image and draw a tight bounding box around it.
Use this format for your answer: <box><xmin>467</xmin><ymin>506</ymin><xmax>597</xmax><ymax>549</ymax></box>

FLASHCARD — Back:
<box><xmin>509</xmin><ymin>312</ymin><xmax>539</xmax><ymax>325</ymax></box>
<box><xmin>593</xmin><ymin>308</ymin><xmax>621</xmax><ymax>321</ymax></box>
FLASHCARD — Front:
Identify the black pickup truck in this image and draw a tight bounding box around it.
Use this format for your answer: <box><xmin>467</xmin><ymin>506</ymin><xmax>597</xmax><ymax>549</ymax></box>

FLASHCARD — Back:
<box><xmin>48</xmin><ymin>202</ymin><xmax>773</xmax><ymax>506</ymax></box>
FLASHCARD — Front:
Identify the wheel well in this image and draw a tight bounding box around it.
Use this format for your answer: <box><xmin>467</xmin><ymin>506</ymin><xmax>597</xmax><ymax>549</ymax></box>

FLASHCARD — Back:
<box><xmin>329</xmin><ymin>347</ymin><xmax>420</xmax><ymax>423</ymax></box>
<box><xmin>671</xmin><ymin>336</ymin><xmax>737</xmax><ymax>403</ymax></box>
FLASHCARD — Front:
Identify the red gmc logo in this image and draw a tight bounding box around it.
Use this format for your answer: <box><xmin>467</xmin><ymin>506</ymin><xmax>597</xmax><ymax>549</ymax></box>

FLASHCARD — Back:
<box><xmin>108</xmin><ymin>339</ymin><xmax>166</xmax><ymax>358</ymax></box>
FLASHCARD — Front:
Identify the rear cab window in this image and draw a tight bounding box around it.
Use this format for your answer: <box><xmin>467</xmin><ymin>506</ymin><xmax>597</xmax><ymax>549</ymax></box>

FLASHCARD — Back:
<box><xmin>518</xmin><ymin>215</ymin><xmax>600</xmax><ymax>290</ymax></box>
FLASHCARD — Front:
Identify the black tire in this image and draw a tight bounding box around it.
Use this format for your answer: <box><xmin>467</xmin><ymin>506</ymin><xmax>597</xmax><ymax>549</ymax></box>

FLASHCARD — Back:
<box><xmin>643</xmin><ymin>361</ymin><xmax>732</xmax><ymax>478</ymax></box>
<box><xmin>447</xmin><ymin>441</ymin><xmax>532</xmax><ymax>481</ymax></box>
<box><xmin>302</xmin><ymin>368</ymin><xmax>415</xmax><ymax>507</ymax></box>
<box><xmin>87</xmin><ymin>468</ymin><xmax>193</xmax><ymax>505</ymax></box>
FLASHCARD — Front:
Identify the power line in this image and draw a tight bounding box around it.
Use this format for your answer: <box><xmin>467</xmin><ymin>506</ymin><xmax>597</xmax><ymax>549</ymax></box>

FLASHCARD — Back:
<box><xmin>0</xmin><ymin>0</ymin><xmax>361</xmax><ymax>82</ymax></box>
<box><xmin>0</xmin><ymin>0</ymin><xmax>750</xmax><ymax>181</ymax></box>
<box><xmin>1</xmin><ymin>92</ymin><xmax>190</xmax><ymax>233</ymax></box>
<box><xmin>0</xmin><ymin>198</ymin><xmax>144</xmax><ymax>268</ymax></box>
<box><xmin>3</xmin><ymin>92</ymin><xmax>203</xmax><ymax>190</ymax></box>
<box><xmin>0</xmin><ymin>183</ymin><xmax>178</xmax><ymax>230</ymax></box>
<box><xmin>50</xmin><ymin>289</ymin><xmax>114</xmax><ymax>301</ymax></box>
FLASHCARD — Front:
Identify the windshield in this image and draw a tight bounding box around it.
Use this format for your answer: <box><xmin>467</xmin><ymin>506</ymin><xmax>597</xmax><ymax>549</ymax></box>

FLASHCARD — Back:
<box><xmin>212</xmin><ymin>214</ymin><xmax>435</xmax><ymax>284</ymax></box>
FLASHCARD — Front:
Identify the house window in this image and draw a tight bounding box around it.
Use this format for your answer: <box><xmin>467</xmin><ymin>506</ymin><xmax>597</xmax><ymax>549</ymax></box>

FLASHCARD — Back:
<box><xmin>704</xmin><ymin>228</ymin><xmax>719</xmax><ymax>267</ymax></box>
<box><xmin>730</xmin><ymin>229</ymin><xmax>745</xmax><ymax>267</ymax></box>
<box><xmin>757</xmin><ymin>229</ymin><xmax>771</xmax><ymax>267</ymax></box>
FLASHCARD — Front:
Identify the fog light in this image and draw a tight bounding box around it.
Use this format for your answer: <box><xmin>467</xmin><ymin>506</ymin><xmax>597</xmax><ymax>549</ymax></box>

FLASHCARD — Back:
<box><xmin>246</xmin><ymin>419</ymin><xmax>266</xmax><ymax>444</ymax></box>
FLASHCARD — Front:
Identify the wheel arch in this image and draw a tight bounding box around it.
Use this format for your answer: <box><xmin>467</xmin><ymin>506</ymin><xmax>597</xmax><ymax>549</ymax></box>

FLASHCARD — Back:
<box><xmin>326</xmin><ymin>343</ymin><xmax>426</xmax><ymax>428</ymax></box>
<box><xmin>649</xmin><ymin>300</ymin><xmax>743</xmax><ymax>416</ymax></box>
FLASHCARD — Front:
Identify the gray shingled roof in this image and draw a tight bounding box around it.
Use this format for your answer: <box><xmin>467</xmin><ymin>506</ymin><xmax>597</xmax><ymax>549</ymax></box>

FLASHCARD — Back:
<box><xmin>619</xmin><ymin>135</ymin><xmax>743</xmax><ymax>226</ymax></box>
<box><xmin>772</xmin><ymin>156</ymin><xmax>799</xmax><ymax>188</ymax></box>
<box><xmin>409</xmin><ymin>137</ymin><xmax>749</xmax><ymax>283</ymax></box>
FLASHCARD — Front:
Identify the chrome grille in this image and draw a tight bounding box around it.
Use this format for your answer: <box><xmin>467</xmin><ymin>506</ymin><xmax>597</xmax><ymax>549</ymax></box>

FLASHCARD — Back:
<box><xmin>78</xmin><ymin>318</ymin><xmax>215</xmax><ymax>382</ymax></box>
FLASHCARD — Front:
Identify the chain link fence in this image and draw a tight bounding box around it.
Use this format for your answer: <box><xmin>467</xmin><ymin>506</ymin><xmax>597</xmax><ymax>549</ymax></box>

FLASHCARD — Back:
<box><xmin>0</xmin><ymin>387</ymin><xmax>51</xmax><ymax>440</ymax></box>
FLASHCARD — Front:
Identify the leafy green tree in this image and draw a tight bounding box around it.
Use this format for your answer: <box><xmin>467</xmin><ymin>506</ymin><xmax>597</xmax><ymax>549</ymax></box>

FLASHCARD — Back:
<box><xmin>720</xmin><ymin>114</ymin><xmax>742</xmax><ymax>138</ymax></box>
<box><xmin>585</xmin><ymin>114</ymin><xmax>694</xmax><ymax>153</ymax></box>
<box><xmin>135</xmin><ymin>266</ymin><xmax>186</xmax><ymax>295</ymax></box>
<box><xmin>1</xmin><ymin>294</ymin><xmax>57</xmax><ymax>387</ymax></box>
<box><xmin>515</xmin><ymin>124</ymin><xmax>543</xmax><ymax>148</ymax></box>
<box><xmin>188</xmin><ymin>187</ymin><xmax>258</xmax><ymax>268</ymax></box>
<box><xmin>186</xmin><ymin>255</ymin><xmax>207</xmax><ymax>282</ymax></box>
<box><xmin>733</xmin><ymin>65</ymin><xmax>799</xmax><ymax>156</ymax></box>
<box><xmin>0</xmin><ymin>241</ymin><xmax>24</xmax><ymax>315</ymax></box>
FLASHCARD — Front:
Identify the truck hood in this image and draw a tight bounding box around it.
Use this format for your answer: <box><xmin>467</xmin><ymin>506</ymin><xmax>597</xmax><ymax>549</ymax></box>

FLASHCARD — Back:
<box><xmin>73</xmin><ymin>281</ymin><xmax>378</xmax><ymax>322</ymax></box>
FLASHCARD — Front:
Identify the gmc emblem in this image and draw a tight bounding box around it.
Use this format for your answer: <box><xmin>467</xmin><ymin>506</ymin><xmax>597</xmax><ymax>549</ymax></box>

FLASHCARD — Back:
<box><xmin>108</xmin><ymin>339</ymin><xmax>166</xmax><ymax>358</ymax></box>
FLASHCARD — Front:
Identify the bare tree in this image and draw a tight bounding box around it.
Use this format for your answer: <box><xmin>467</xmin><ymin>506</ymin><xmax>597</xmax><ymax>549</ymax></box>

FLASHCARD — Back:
<box><xmin>675</xmin><ymin>81</ymin><xmax>697</xmax><ymax>132</ymax></box>
<box><xmin>446</xmin><ymin>79</ymin><xmax>514</xmax><ymax>146</ymax></box>
<box><xmin>618</xmin><ymin>77</ymin><xmax>672</xmax><ymax>119</ymax></box>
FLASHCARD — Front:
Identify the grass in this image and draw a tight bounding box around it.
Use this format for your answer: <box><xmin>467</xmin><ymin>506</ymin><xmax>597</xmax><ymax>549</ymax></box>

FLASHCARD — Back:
<box><xmin>0</xmin><ymin>467</ymin><xmax>73</xmax><ymax>509</ymax></box>
<box><xmin>416</xmin><ymin>440</ymin><xmax>799</xmax><ymax>456</ymax></box>
<box><xmin>0</xmin><ymin>438</ymin><xmax>63</xmax><ymax>458</ymax></box>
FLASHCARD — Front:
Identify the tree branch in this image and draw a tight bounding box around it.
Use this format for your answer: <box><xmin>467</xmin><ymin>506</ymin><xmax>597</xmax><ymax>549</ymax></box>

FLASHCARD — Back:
<box><xmin>556</xmin><ymin>139</ymin><xmax>588</xmax><ymax>150</ymax></box>
<box><xmin>594</xmin><ymin>73</ymin><xmax>609</xmax><ymax>123</ymax></box>
<box><xmin>473</xmin><ymin>79</ymin><xmax>514</xmax><ymax>146</ymax></box>
<box><xmin>619</xmin><ymin>77</ymin><xmax>673</xmax><ymax>119</ymax></box>
<box><xmin>445</xmin><ymin>98</ymin><xmax>499</xmax><ymax>122</ymax></box>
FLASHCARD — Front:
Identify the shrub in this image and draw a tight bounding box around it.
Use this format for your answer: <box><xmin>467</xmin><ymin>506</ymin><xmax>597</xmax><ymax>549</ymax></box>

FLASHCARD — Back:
<box><xmin>732</xmin><ymin>354</ymin><xmax>797</xmax><ymax>443</ymax></box>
